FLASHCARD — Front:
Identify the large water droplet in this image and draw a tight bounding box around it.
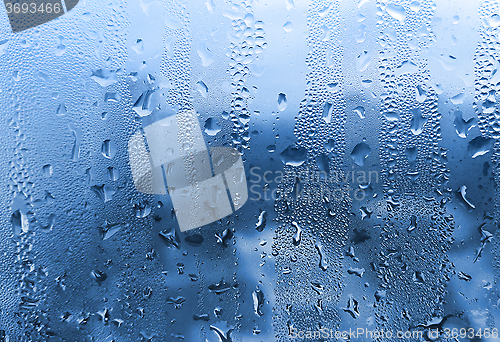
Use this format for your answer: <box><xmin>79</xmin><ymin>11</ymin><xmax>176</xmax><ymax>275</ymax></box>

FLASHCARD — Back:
<box><xmin>410</xmin><ymin>108</ymin><xmax>427</xmax><ymax>135</ymax></box>
<box><xmin>255</xmin><ymin>210</ymin><xmax>267</xmax><ymax>232</ymax></box>
<box><xmin>322</xmin><ymin>102</ymin><xmax>333</xmax><ymax>123</ymax></box>
<box><xmin>11</xmin><ymin>210</ymin><xmax>28</xmax><ymax>236</ymax></box>
<box><xmin>197</xmin><ymin>80</ymin><xmax>208</xmax><ymax>98</ymax></box>
<box><xmin>356</xmin><ymin>51</ymin><xmax>371</xmax><ymax>72</ymax></box>
<box><xmin>468</xmin><ymin>136</ymin><xmax>492</xmax><ymax>158</ymax></box>
<box><xmin>454</xmin><ymin>111</ymin><xmax>476</xmax><ymax>138</ymax></box>
<box><xmin>292</xmin><ymin>221</ymin><xmax>301</xmax><ymax>245</ymax></box>
<box><xmin>395</xmin><ymin>61</ymin><xmax>418</xmax><ymax>76</ymax></box>
<box><xmin>386</xmin><ymin>3</ymin><xmax>406</xmax><ymax>22</ymax></box>
<box><xmin>280</xmin><ymin>146</ymin><xmax>307</xmax><ymax>166</ymax></box>
<box><xmin>277</xmin><ymin>93</ymin><xmax>287</xmax><ymax>111</ymax></box>
<box><xmin>102</xmin><ymin>139</ymin><xmax>117</xmax><ymax>159</ymax></box>
<box><xmin>252</xmin><ymin>290</ymin><xmax>265</xmax><ymax>316</ymax></box>
<box><xmin>197</xmin><ymin>42</ymin><xmax>214</xmax><ymax>67</ymax></box>
<box><xmin>351</xmin><ymin>142</ymin><xmax>371</xmax><ymax>166</ymax></box>
<box><xmin>91</xmin><ymin>69</ymin><xmax>118</xmax><ymax>87</ymax></box>
<box><xmin>283</xmin><ymin>21</ymin><xmax>293</xmax><ymax>32</ymax></box>
<box><xmin>353</xmin><ymin>106</ymin><xmax>365</xmax><ymax>119</ymax></box>
<box><xmin>204</xmin><ymin>118</ymin><xmax>221</xmax><ymax>136</ymax></box>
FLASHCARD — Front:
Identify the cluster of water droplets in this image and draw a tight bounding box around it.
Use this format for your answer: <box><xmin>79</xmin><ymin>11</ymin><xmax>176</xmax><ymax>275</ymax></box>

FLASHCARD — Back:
<box><xmin>225</xmin><ymin>0</ymin><xmax>266</xmax><ymax>151</ymax></box>
<box><xmin>475</xmin><ymin>0</ymin><xmax>500</xmax><ymax>326</ymax></box>
<box><xmin>372</xmin><ymin>0</ymin><xmax>455</xmax><ymax>337</ymax></box>
<box><xmin>272</xmin><ymin>0</ymin><xmax>350</xmax><ymax>340</ymax></box>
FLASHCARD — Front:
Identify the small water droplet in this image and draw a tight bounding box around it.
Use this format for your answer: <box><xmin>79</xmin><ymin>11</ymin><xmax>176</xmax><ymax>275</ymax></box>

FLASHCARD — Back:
<box><xmin>283</xmin><ymin>21</ymin><xmax>293</xmax><ymax>32</ymax></box>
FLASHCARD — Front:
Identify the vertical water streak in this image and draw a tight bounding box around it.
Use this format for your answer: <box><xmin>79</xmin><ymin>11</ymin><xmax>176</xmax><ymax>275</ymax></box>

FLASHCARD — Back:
<box><xmin>272</xmin><ymin>0</ymin><xmax>349</xmax><ymax>340</ymax></box>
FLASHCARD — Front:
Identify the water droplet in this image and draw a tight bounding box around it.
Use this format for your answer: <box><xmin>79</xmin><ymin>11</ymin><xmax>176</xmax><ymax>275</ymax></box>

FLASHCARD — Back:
<box><xmin>316</xmin><ymin>153</ymin><xmax>330</xmax><ymax>177</ymax></box>
<box><xmin>99</xmin><ymin>221</ymin><xmax>122</xmax><ymax>240</ymax></box>
<box><xmin>56</xmin><ymin>103</ymin><xmax>67</xmax><ymax>116</ymax></box>
<box><xmin>159</xmin><ymin>228</ymin><xmax>181</xmax><ymax>249</ymax></box>
<box><xmin>384</xmin><ymin>111</ymin><xmax>399</xmax><ymax>121</ymax></box>
<box><xmin>458</xmin><ymin>271</ymin><xmax>472</xmax><ymax>281</ymax></box>
<box><xmin>277</xmin><ymin>93</ymin><xmax>287</xmax><ymax>111</ymax></box>
<box><xmin>193</xmin><ymin>313</ymin><xmax>210</xmax><ymax>321</ymax></box>
<box><xmin>326</xmin><ymin>82</ymin><xmax>340</xmax><ymax>92</ymax></box>
<box><xmin>204</xmin><ymin>118</ymin><xmax>221</xmax><ymax>136</ymax></box>
<box><xmin>353</xmin><ymin>106</ymin><xmax>365</xmax><ymax>119</ymax></box>
<box><xmin>343</xmin><ymin>296</ymin><xmax>360</xmax><ymax>318</ymax></box>
<box><xmin>91</xmin><ymin>69</ymin><xmax>118</xmax><ymax>87</ymax></box>
<box><xmin>292</xmin><ymin>221</ymin><xmax>301</xmax><ymax>245</ymax></box>
<box><xmin>386</xmin><ymin>3</ymin><xmax>406</xmax><ymax>22</ymax></box>
<box><xmin>134</xmin><ymin>200</ymin><xmax>151</xmax><ymax>217</ymax></box>
<box><xmin>347</xmin><ymin>267</ymin><xmax>365</xmax><ymax>277</ymax></box>
<box><xmin>104</xmin><ymin>92</ymin><xmax>120</xmax><ymax>102</ymax></box>
<box><xmin>325</xmin><ymin>139</ymin><xmax>335</xmax><ymax>151</ymax></box>
<box><xmin>91</xmin><ymin>184</ymin><xmax>115</xmax><ymax>203</ymax></box>
<box><xmin>280</xmin><ymin>146</ymin><xmax>307</xmax><ymax>166</ymax></box>
<box><xmin>409</xmin><ymin>1</ymin><xmax>420</xmax><ymax>12</ymax></box>
<box><xmin>412</xmin><ymin>271</ymin><xmax>425</xmax><ymax>284</ymax></box>
<box><xmin>167</xmin><ymin>296</ymin><xmax>186</xmax><ymax>309</ymax></box>
<box><xmin>197</xmin><ymin>42</ymin><xmax>214</xmax><ymax>67</ymax></box>
<box><xmin>415</xmin><ymin>85</ymin><xmax>426</xmax><ymax>102</ymax></box>
<box><xmin>489</xmin><ymin>14</ymin><xmax>500</xmax><ymax>27</ymax></box>
<box><xmin>283</xmin><ymin>21</ymin><xmax>293</xmax><ymax>32</ymax></box>
<box><xmin>395</xmin><ymin>61</ymin><xmax>418</xmax><ymax>76</ymax></box>
<box><xmin>91</xmin><ymin>270</ymin><xmax>107</xmax><ymax>285</ymax></box>
<box><xmin>197</xmin><ymin>80</ymin><xmax>208</xmax><ymax>98</ymax></box>
<box><xmin>0</xmin><ymin>39</ymin><xmax>8</xmax><ymax>55</ymax></box>
<box><xmin>458</xmin><ymin>185</ymin><xmax>475</xmax><ymax>209</ymax></box>
<box><xmin>356</xmin><ymin>51</ymin><xmax>371</xmax><ymax>72</ymax></box>
<box><xmin>164</xmin><ymin>13</ymin><xmax>183</xmax><ymax>29</ymax></box>
<box><xmin>55</xmin><ymin>36</ymin><xmax>66</xmax><ymax>56</ymax></box>
<box><xmin>107</xmin><ymin>167</ymin><xmax>119</xmax><ymax>181</ymax></box>
<box><xmin>43</xmin><ymin>164</ymin><xmax>53</xmax><ymax>177</ymax></box>
<box><xmin>252</xmin><ymin>290</ymin><xmax>265</xmax><ymax>316</ymax></box>
<box><xmin>410</xmin><ymin>108</ymin><xmax>427</xmax><ymax>135</ymax></box>
<box><xmin>11</xmin><ymin>210</ymin><xmax>28</xmax><ymax>236</ymax></box>
<box><xmin>450</xmin><ymin>92</ymin><xmax>465</xmax><ymax>105</ymax></box>
<box><xmin>322</xmin><ymin>102</ymin><xmax>333</xmax><ymax>122</ymax></box>
<box><xmin>208</xmin><ymin>280</ymin><xmax>232</xmax><ymax>294</ymax></box>
<box><xmin>408</xmin><ymin>215</ymin><xmax>417</xmax><ymax>232</ymax></box>
<box><xmin>454</xmin><ymin>111</ymin><xmax>476</xmax><ymax>138</ymax></box>
<box><xmin>375</xmin><ymin>290</ymin><xmax>386</xmax><ymax>301</ymax></box>
<box><xmin>255</xmin><ymin>210</ymin><xmax>267</xmax><ymax>232</ymax></box>
<box><xmin>185</xmin><ymin>234</ymin><xmax>204</xmax><ymax>247</ymax></box>
<box><xmin>315</xmin><ymin>241</ymin><xmax>328</xmax><ymax>271</ymax></box>
<box><xmin>132</xmin><ymin>39</ymin><xmax>144</xmax><ymax>54</ymax></box>
<box><xmin>351</xmin><ymin>142</ymin><xmax>371</xmax><ymax>166</ymax></box>
<box><xmin>133</xmin><ymin>89</ymin><xmax>155</xmax><ymax>117</ymax></box>
<box><xmin>468</xmin><ymin>136</ymin><xmax>492</xmax><ymax>158</ymax></box>
<box><xmin>101</xmin><ymin>139</ymin><xmax>117</xmax><ymax>159</ymax></box>
<box><xmin>215</xmin><ymin>228</ymin><xmax>233</xmax><ymax>247</ymax></box>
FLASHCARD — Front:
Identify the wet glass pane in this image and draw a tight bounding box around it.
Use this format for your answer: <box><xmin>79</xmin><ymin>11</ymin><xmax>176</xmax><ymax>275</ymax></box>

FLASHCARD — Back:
<box><xmin>0</xmin><ymin>0</ymin><xmax>499</xmax><ymax>341</ymax></box>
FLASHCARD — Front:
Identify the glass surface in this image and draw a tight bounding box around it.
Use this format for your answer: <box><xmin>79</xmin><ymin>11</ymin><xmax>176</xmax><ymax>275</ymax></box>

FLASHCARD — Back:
<box><xmin>0</xmin><ymin>0</ymin><xmax>499</xmax><ymax>341</ymax></box>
